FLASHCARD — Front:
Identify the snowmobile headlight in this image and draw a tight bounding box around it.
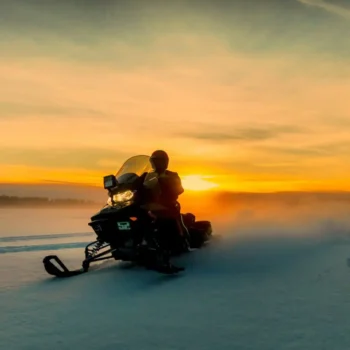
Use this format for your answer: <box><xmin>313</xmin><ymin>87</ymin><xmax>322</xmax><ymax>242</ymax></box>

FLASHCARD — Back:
<box><xmin>112</xmin><ymin>190</ymin><xmax>134</xmax><ymax>203</ymax></box>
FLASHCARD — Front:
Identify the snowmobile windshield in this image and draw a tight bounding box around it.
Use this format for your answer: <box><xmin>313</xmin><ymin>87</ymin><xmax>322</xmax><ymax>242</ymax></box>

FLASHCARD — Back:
<box><xmin>115</xmin><ymin>155</ymin><xmax>152</xmax><ymax>184</ymax></box>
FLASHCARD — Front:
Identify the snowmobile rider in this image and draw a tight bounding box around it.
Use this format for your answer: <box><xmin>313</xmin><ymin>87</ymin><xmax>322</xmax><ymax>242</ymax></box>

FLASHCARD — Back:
<box><xmin>142</xmin><ymin>150</ymin><xmax>189</xmax><ymax>250</ymax></box>
<box><xmin>149</xmin><ymin>150</ymin><xmax>184</xmax><ymax>208</ymax></box>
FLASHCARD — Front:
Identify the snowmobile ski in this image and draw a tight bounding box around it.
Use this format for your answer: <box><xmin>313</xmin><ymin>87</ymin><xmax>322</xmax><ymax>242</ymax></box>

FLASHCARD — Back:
<box><xmin>43</xmin><ymin>255</ymin><xmax>86</xmax><ymax>278</ymax></box>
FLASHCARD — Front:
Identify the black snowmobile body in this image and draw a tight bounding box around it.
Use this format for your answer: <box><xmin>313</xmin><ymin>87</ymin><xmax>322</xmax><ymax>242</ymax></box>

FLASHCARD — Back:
<box><xmin>43</xmin><ymin>155</ymin><xmax>213</xmax><ymax>277</ymax></box>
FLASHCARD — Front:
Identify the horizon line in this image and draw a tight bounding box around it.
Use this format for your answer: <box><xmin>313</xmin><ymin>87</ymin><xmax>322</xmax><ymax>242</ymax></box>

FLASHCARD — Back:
<box><xmin>1</xmin><ymin>182</ymin><xmax>350</xmax><ymax>195</ymax></box>
<box><xmin>1</xmin><ymin>190</ymin><xmax>350</xmax><ymax>197</ymax></box>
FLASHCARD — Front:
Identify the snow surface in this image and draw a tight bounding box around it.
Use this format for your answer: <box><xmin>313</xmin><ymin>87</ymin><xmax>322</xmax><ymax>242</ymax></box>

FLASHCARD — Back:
<box><xmin>1</xmin><ymin>206</ymin><xmax>350</xmax><ymax>350</ymax></box>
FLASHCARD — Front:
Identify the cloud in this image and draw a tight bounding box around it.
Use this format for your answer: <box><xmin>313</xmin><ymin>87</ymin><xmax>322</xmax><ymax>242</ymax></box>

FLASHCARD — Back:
<box><xmin>297</xmin><ymin>0</ymin><xmax>350</xmax><ymax>19</ymax></box>
<box><xmin>2</xmin><ymin>0</ymin><xmax>350</xmax><ymax>64</ymax></box>
<box><xmin>0</xmin><ymin>102</ymin><xmax>106</xmax><ymax>119</ymax></box>
<box><xmin>259</xmin><ymin>140</ymin><xmax>350</xmax><ymax>159</ymax></box>
<box><xmin>0</xmin><ymin>148</ymin><xmax>130</xmax><ymax>171</ymax></box>
<box><xmin>177</xmin><ymin>124</ymin><xmax>304</xmax><ymax>142</ymax></box>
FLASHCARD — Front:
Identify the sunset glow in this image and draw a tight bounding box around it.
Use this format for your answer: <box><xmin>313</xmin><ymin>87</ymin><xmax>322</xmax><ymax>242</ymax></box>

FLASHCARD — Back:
<box><xmin>181</xmin><ymin>175</ymin><xmax>219</xmax><ymax>191</ymax></box>
<box><xmin>1</xmin><ymin>0</ymin><xmax>350</xmax><ymax>196</ymax></box>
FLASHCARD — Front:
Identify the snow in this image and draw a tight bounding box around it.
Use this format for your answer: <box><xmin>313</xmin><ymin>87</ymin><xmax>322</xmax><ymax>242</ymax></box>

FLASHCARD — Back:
<box><xmin>1</xmin><ymin>204</ymin><xmax>350</xmax><ymax>350</ymax></box>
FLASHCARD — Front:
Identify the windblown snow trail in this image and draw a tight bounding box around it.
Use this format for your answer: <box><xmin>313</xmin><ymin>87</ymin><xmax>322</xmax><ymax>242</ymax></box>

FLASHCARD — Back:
<box><xmin>1</xmin><ymin>204</ymin><xmax>350</xmax><ymax>349</ymax></box>
<box><xmin>2</xmin><ymin>232</ymin><xmax>350</xmax><ymax>349</ymax></box>
<box><xmin>0</xmin><ymin>231</ymin><xmax>93</xmax><ymax>254</ymax></box>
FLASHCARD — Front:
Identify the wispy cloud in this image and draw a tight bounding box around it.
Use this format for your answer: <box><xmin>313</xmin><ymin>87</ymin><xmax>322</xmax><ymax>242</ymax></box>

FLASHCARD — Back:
<box><xmin>0</xmin><ymin>102</ymin><xmax>106</xmax><ymax>119</ymax></box>
<box><xmin>259</xmin><ymin>140</ymin><xmax>350</xmax><ymax>158</ymax></box>
<box><xmin>177</xmin><ymin>124</ymin><xmax>304</xmax><ymax>142</ymax></box>
<box><xmin>297</xmin><ymin>0</ymin><xmax>350</xmax><ymax>19</ymax></box>
<box><xmin>0</xmin><ymin>148</ymin><xmax>129</xmax><ymax>171</ymax></box>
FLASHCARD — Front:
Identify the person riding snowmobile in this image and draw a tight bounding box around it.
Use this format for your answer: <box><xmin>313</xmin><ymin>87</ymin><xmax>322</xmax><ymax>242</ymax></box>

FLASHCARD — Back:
<box><xmin>141</xmin><ymin>150</ymin><xmax>190</xmax><ymax>269</ymax></box>
<box><xmin>144</xmin><ymin>150</ymin><xmax>183</xmax><ymax>207</ymax></box>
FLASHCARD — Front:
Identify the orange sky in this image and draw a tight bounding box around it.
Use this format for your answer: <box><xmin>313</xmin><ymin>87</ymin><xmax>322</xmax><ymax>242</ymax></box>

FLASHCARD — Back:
<box><xmin>1</xmin><ymin>0</ymin><xmax>350</xmax><ymax>193</ymax></box>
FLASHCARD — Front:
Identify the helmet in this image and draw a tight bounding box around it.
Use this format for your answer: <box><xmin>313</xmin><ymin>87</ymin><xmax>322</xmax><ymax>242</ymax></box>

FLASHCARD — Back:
<box><xmin>150</xmin><ymin>150</ymin><xmax>169</xmax><ymax>172</ymax></box>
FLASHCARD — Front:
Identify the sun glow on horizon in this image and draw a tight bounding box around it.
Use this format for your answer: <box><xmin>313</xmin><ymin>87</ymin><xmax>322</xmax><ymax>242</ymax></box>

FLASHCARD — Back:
<box><xmin>181</xmin><ymin>175</ymin><xmax>219</xmax><ymax>191</ymax></box>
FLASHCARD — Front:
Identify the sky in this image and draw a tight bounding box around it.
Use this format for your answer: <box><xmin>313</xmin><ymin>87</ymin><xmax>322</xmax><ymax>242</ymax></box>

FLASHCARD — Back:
<box><xmin>1</xmin><ymin>0</ymin><xmax>350</xmax><ymax>193</ymax></box>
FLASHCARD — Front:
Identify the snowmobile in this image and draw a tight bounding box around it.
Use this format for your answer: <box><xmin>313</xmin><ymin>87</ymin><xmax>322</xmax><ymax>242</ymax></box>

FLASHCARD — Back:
<box><xmin>43</xmin><ymin>155</ymin><xmax>213</xmax><ymax>277</ymax></box>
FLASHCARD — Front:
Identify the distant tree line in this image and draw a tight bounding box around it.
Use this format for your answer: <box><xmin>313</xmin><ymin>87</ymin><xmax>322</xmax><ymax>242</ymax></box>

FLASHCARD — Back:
<box><xmin>0</xmin><ymin>195</ymin><xmax>98</xmax><ymax>207</ymax></box>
